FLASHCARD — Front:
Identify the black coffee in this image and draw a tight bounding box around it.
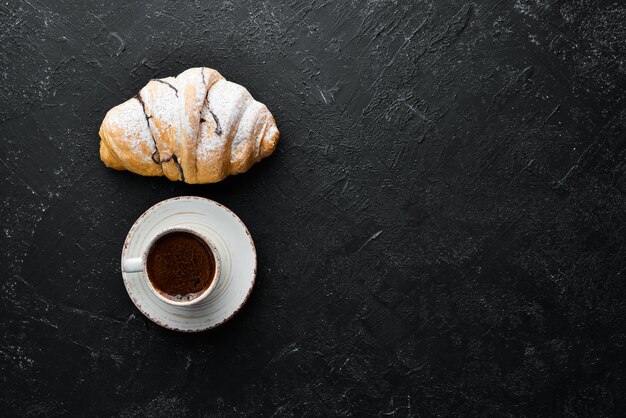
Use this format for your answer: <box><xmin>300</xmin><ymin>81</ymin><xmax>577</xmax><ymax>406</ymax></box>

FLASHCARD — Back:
<box><xmin>146</xmin><ymin>231</ymin><xmax>215</xmax><ymax>301</ymax></box>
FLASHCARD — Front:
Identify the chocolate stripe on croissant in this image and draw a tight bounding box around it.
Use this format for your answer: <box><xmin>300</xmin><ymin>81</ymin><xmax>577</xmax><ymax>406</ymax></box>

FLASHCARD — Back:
<box><xmin>154</xmin><ymin>79</ymin><xmax>178</xmax><ymax>97</ymax></box>
<box><xmin>159</xmin><ymin>153</ymin><xmax>185</xmax><ymax>182</ymax></box>
<box><xmin>172</xmin><ymin>155</ymin><xmax>184</xmax><ymax>182</ymax></box>
<box><xmin>209</xmin><ymin>109</ymin><xmax>222</xmax><ymax>135</ymax></box>
<box><xmin>133</xmin><ymin>94</ymin><xmax>160</xmax><ymax>164</ymax></box>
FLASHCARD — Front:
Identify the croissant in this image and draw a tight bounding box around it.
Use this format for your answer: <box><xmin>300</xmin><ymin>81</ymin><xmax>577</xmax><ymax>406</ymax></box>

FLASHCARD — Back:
<box><xmin>99</xmin><ymin>67</ymin><xmax>279</xmax><ymax>184</ymax></box>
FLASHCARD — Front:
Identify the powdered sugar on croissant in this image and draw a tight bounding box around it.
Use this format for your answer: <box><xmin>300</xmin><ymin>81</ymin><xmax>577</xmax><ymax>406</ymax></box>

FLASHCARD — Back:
<box><xmin>99</xmin><ymin>67</ymin><xmax>279</xmax><ymax>183</ymax></box>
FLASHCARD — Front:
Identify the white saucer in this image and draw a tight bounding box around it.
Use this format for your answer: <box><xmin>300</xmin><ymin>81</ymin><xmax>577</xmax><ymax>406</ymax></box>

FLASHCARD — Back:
<box><xmin>121</xmin><ymin>196</ymin><xmax>256</xmax><ymax>332</ymax></box>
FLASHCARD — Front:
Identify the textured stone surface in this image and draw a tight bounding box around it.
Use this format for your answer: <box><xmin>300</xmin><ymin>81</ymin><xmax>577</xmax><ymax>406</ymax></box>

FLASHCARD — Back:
<box><xmin>1</xmin><ymin>0</ymin><xmax>625</xmax><ymax>416</ymax></box>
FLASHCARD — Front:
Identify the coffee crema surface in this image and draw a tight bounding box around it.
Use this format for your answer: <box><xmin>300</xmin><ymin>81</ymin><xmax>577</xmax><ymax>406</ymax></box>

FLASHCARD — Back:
<box><xmin>146</xmin><ymin>231</ymin><xmax>215</xmax><ymax>301</ymax></box>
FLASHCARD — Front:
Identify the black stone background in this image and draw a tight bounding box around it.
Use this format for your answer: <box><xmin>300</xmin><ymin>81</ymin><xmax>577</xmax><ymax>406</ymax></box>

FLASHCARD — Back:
<box><xmin>1</xmin><ymin>0</ymin><xmax>625</xmax><ymax>416</ymax></box>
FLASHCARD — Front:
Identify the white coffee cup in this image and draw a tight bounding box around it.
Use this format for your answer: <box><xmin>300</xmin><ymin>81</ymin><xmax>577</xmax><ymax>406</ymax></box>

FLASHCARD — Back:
<box><xmin>122</xmin><ymin>226</ymin><xmax>221</xmax><ymax>307</ymax></box>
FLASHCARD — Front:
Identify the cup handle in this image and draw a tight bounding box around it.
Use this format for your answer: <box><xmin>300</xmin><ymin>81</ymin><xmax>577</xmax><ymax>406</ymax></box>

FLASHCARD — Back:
<box><xmin>122</xmin><ymin>257</ymin><xmax>143</xmax><ymax>273</ymax></box>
